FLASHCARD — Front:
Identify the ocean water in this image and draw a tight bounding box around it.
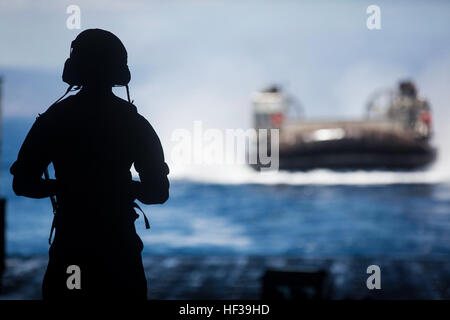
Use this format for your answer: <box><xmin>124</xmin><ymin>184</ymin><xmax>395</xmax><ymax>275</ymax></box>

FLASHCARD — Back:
<box><xmin>2</xmin><ymin>117</ymin><xmax>450</xmax><ymax>258</ymax></box>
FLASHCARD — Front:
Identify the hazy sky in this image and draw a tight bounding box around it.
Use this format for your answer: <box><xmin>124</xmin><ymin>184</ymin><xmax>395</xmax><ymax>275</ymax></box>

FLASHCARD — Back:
<box><xmin>1</xmin><ymin>0</ymin><xmax>450</xmax><ymax>151</ymax></box>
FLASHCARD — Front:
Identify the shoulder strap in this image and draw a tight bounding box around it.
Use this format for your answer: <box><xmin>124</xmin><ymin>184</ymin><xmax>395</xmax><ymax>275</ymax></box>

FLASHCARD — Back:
<box><xmin>133</xmin><ymin>202</ymin><xmax>150</xmax><ymax>229</ymax></box>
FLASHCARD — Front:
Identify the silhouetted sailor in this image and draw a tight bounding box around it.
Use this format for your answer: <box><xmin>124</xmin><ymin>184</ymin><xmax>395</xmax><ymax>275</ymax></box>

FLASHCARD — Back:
<box><xmin>10</xmin><ymin>29</ymin><xmax>169</xmax><ymax>299</ymax></box>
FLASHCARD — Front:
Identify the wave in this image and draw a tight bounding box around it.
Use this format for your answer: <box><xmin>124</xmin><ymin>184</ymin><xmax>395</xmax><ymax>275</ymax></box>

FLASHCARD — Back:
<box><xmin>168</xmin><ymin>161</ymin><xmax>450</xmax><ymax>186</ymax></box>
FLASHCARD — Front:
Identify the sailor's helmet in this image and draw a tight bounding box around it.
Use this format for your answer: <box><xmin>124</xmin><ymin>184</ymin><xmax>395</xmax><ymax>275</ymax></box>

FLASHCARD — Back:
<box><xmin>62</xmin><ymin>29</ymin><xmax>130</xmax><ymax>86</ymax></box>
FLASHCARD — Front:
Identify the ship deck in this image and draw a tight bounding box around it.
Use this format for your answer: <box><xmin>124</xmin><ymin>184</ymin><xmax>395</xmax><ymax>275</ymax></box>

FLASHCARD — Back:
<box><xmin>1</xmin><ymin>255</ymin><xmax>449</xmax><ymax>299</ymax></box>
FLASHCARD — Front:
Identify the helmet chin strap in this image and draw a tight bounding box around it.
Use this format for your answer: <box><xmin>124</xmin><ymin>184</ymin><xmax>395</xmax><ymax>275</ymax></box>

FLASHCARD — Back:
<box><xmin>50</xmin><ymin>85</ymin><xmax>79</xmax><ymax>106</ymax></box>
<box><xmin>52</xmin><ymin>84</ymin><xmax>131</xmax><ymax>106</ymax></box>
<box><xmin>125</xmin><ymin>85</ymin><xmax>133</xmax><ymax>104</ymax></box>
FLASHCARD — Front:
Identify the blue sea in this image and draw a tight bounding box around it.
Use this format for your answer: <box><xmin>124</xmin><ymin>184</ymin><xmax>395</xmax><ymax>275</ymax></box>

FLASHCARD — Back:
<box><xmin>2</xmin><ymin>117</ymin><xmax>450</xmax><ymax>258</ymax></box>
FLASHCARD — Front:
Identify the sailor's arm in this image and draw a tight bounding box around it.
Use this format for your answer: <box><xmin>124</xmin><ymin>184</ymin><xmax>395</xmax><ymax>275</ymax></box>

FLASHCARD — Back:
<box><xmin>133</xmin><ymin>116</ymin><xmax>170</xmax><ymax>205</ymax></box>
<box><xmin>10</xmin><ymin>114</ymin><xmax>58</xmax><ymax>199</ymax></box>
<box><xmin>11</xmin><ymin>172</ymin><xmax>57</xmax><ymax>199</ymax></box>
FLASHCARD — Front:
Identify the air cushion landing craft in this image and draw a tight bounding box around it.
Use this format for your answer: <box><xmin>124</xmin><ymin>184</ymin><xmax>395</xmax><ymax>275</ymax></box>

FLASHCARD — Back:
<box><xmin>250</xmin><ymin>82</ymin><xmax>437</xmax><ymax>171</ymax></box>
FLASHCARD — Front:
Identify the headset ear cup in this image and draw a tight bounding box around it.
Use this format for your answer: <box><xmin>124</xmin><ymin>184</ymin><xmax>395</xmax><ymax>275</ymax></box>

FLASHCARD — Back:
<box><xmin>114</xmin><ymin>65</ymin><xmax>131</xmax><ymax>86</ymax></box>
<box><xmin>124</xmin><ymin>65</ymin><xmax>131</xmax><ymax>85</ymax></box>
<box><xmin>62</xmin><ymin>58</ymin><xmax>78</xmax><ymax>85</ymax></box>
